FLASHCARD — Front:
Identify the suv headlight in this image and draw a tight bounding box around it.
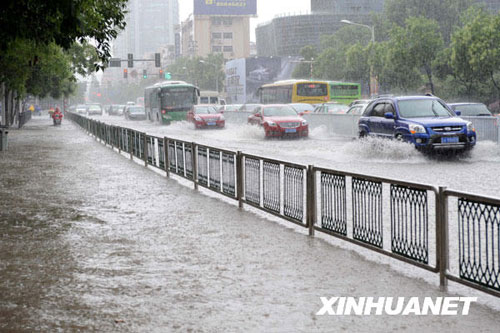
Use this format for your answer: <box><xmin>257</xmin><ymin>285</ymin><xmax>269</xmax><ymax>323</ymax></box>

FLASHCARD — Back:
<box><xmin>266</xmin><ymin>121</ymin><xmax>277</xmax><ymax>127</ymax></box>
<box><xmin>194</xmin><ymin>116</ymin><xmax>202</xmax><ymax>121</ymax></box>
<box><xmin>466</xmin><ymin>122</ymin><xmax>475</xmax><ymax>132</ymax></box>
<box><xmin>301</xmin><ymin>120</ymin><xmax>308</xmax><ymax>126</ymax></box>
<box><xmin>409</xmin><ymin>124</ymin><xmax>426</xmax><ymax>134</ymax></box>
<box><xmin>219</xmin><ymin>115</ymin><xmax>225</xmax><ymax>121</ymax></box>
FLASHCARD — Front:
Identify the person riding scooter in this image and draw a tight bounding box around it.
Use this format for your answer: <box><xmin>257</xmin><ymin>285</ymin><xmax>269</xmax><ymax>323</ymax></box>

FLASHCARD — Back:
<box><xmin>52</xmin><ymin>107</ymin><xmax>63</xmax><ymax>125</ymax></box>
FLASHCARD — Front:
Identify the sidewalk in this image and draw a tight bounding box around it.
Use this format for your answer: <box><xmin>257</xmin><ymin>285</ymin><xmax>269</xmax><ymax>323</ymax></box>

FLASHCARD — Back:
<box><xmin>1</xmin><ymin>117</ymin><xmax>499</xmax><ymax>332</ymax></box>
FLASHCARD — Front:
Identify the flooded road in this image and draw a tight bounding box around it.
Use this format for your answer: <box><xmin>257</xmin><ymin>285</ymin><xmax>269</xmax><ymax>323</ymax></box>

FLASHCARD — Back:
<box><xmin>92</xmin><ymin>114</ymin><xmax>500</xmax><ymax>197</ymax></box>
<box><xmin>1</xmin><ymin>117</ymin><xmax>499</xmax><ymax>332</ymax></box>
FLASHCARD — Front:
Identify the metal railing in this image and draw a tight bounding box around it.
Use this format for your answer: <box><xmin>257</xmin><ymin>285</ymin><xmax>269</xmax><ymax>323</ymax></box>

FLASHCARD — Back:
<box><xmin>67</xmin><ymin>112</ymin><xmax>500</xmax><ymax>298</ymax></box>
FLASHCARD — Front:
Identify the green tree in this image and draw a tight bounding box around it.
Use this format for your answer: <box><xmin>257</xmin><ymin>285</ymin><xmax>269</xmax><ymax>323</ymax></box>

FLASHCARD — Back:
<box><xmin>384</xmin><ymin>0</ymin><xmax>472</xmax><ymax>43</ymax></box>
<box><xmin>449</xmin><ymin>7</ymin><xmax>500</xmax><ymax>99</ymax></box>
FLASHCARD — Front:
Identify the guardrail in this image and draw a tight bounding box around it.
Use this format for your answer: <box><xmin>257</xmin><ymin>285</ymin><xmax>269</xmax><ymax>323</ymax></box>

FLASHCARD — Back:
<box><xmin>68</xmin><ymin>112</ymin><xmax>500</xmax><ymax>298</ymax></box>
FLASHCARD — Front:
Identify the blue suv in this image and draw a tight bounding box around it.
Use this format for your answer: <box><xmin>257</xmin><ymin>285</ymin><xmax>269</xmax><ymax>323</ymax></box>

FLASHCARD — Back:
<box><xmin>358</xmin><ymin>96</ymin><xmax>476</xmax><ymax>152</ymax></box>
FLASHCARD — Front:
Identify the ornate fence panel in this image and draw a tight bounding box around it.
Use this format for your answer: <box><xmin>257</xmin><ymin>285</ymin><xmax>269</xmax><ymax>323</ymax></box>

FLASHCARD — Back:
<box><xmin>175</xmin><ymin>141</ymin><xmax>184</xmax><ymax>176</ymax></box>
<box><xmin>158</xmin><ymin>138</ymin><xmax>165</xmax><ymax>169</ymax></box>
<box><xmin>222</xmin><ymin>152</ymin><xmax>236</xmax><ymax>197</ymax></box>
<box><xmin>457</xmin><ymin>198</ymin><xmax>500</xmax><ymax>291</ymax></box>
<box><xmin>284</xmin><ymin>165</ymin><xmax>305</xmax><ymax>223</ymax></box>
<box><xmin>197</xmin><ymin>146</ymin><xmax>208</xmax><ymax>186</ymax></box>
<box><xmin>263</xmin><ymin>161</ymin><xmax>280</xmax><ymax>213</ymax></box>
<box><xmin>352</xmin><ymin>178</ymin><xmax>383</xmax><ymax>248</ymax></box>
<box><xmin>168</xmin><ymin>140</ymin><xmax>176</xmax><ymax>173</ymax></box>
<box><xmin>320</xmin><ymin>171</ymin><xmax>347</xmax><ymax>236</ymax></box>
<box><xmin>185</xmin><ymin>143</ymin><xmax>193</xmax><ymax>180</ymax></box>
<box><xmin>244</xmin><ymin>157</ymin><xmax>261</xmax><ymax>206</ymax></box>
<box><xmin>390</xmin><ymin>185</ymin><xmax>429</xmax><ymax>264</ymax></box>
<box><xmin>209</xmin><ymin>149</ymin><xmax>221</xmax><ymax>191</ymax></box>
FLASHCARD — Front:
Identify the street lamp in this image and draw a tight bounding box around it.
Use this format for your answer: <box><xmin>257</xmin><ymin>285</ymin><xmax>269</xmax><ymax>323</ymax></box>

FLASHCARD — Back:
<box><xmin>340</xmin><ymin>19</ymin><xmax>377</xmax><ymax>97</ymax></box>
<box><xmin>199</xmin><ymin>60</ymin><xmax>219</xmax><ymax>93</ymax></box>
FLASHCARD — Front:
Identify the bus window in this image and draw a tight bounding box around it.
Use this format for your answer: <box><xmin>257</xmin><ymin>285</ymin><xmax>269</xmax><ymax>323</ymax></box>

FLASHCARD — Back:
<box><xmin>297</xmin><ymin>83</ymin><xmax>328</xmax><ymax>97</ymax></box>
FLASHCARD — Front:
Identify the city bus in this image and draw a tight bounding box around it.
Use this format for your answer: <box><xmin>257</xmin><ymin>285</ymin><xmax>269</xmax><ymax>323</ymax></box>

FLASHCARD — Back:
<box><xmin>327</xmin><ymin>81</ymin><xmax>361</xmax><ymax>105</ymax></box>
<box><xmin>257</xmin><ymin>80</ymin><xmax>329</xmax><ymax>104</ymax></box>
<box><xmin>144</xmin><ymin>81</ymin><xmax>200</xmax><ymax>124</ymax></box>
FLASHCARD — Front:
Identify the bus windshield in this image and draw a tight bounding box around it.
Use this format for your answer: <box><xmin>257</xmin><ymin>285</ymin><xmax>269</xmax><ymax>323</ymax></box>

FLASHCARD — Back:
<box><xmin>161</xmin><ymin>87</ymin><xmax>197</xmax><ymax>109</ymax></box>
<box><xmin>296</xmin><ymin>83</ymin><xmax>327</xmax><ymax>97</ymax></box>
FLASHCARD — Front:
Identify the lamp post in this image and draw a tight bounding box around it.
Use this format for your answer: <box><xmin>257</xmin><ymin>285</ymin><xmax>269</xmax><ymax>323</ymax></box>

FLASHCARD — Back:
<box><xmin>340</xmin><ymin>19</ymin><xmax>377</xmax><ymax>97</ymax></box>
<box><xmin>199</xmin><ymin>60</ymin><xmax>219</xmax><ymax>93</ymax></box>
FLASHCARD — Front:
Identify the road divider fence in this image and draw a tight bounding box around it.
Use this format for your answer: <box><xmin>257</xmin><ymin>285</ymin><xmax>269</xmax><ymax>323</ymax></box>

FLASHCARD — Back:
<box><xmin>68</xmin><ymin>112</ymin><xmax>500</xmax><ymax>298</ymax></box>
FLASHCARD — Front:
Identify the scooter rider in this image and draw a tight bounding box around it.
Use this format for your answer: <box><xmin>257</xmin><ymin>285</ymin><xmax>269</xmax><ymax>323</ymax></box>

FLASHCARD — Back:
<box><xmin>52</xmin><ymin>107</ymin><xmax>63</xmax><ymax>125</ymax></box>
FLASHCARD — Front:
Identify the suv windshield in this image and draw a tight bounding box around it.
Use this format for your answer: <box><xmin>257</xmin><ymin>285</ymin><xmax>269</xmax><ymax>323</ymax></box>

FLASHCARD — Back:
<box><xmin>398</xmin><ymin>99</ymin><xmax>453</xmax><ymax>118</ymax></box>
<box><xmin>263</xmin><ymin>106</ymin><xmax>297</xmax><ymax>117</ymax></box>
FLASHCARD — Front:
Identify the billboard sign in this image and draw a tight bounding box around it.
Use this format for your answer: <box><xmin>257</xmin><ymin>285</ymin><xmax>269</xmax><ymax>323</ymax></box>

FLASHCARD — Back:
<box><xmin>194</xmin><ymin>0</ymin><xmax>257</xmax><ymax>16</ymax></box>
<box><xmin>225</xmin><ymin>58</ymin><xmax>246</xmax><ymax>104</ymax></box>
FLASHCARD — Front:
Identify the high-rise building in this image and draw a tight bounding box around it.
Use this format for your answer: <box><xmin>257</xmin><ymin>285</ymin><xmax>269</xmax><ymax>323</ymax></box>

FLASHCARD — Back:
<box><xmin>112</xmin><ymin>0</ymin><xmax>179</xmax><ymax>59</ymax></box>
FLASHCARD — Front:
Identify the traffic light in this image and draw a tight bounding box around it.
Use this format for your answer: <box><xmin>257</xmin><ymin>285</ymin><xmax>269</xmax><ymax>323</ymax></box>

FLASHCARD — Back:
<box><xmin>159</xmin><ymin>69</ymin><xmax>164</xmax><ymax>79</ymax></box>
<box><xmin>123</xmin><ymin>68</ymin><xmax>128</xmax><ymax>78</ymax></box>
<box><xmin>142</xmin><ymin>69</ymin><xmax>147</xmax><ymax>79</ymax></box>
<box><xmin>155</xmin><ymin>53</ymin><xmax>161</xmax><ymax>67</ymax></box>
<box><xmin>127</xmin><ymin>53</ymin><xmax>133</xmax><ymax>68</ymax></box>
<box><xmin>165</xmin><ymin>72</ymin><xmax>171</xmax><ymax>80</ymax></box>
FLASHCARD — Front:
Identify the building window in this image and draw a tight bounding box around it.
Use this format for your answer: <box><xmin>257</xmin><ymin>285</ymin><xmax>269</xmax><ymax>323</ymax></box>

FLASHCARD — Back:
<box><xmin>212</xmin><ymin>46</ymin><xmax>222</xmax><ymax>53</ymax></box>
<box><xmin>212</xmin><ymin>32</ymin><xmax>222</xmax><ymax>39</ymax></box>
<box><xmin>223</xmin><ymin>32</ymin><xmax>233</xmax><ymax>39</ymax></box>
<box><xmin>222</xmin><ymin>18</ymin><xmax>233</xmax><ymax>26</ymax></box>
<box><xmin>211</xmin><ymin>17</ymin><xmax>222</xmax><ymax>25</ymax></box>
<box><xmin>223</xmin><ymin>45</ymin><xmax>233</xmax><ymax>52</ymax></box>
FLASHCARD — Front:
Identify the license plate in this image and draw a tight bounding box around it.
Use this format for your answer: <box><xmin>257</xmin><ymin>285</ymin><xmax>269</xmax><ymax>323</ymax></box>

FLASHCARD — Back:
<box><xmin>285</xmin><ymin>128</ymin><xmax>297</xmax><ymax>133</ymax></box>
<box><xmin>207</xmin><ymin>122</ymin><xmax>216</xmax><ymax>126</ymax></box>
<box><xmin>441</xmin><ymin>136</ymin><xmax>459</xmax><ymax>143</ymax></box>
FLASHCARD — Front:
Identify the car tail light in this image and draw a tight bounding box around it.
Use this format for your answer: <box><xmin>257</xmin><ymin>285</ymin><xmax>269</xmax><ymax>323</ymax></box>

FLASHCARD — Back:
<box><xmin>161</xmin><ymin>110</ymin><xmax>166</xmax><ymax>114</ymax></box>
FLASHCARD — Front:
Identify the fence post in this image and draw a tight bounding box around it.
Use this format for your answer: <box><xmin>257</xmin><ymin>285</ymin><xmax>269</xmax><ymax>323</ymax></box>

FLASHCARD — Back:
<box><xmin>437</xmin><ymin>186</ymin><xmax>449</xmax><ymax>291</ymax></box>
<box><xmin>192</xmin><ymin>142</ymin><xmax>198</xmax><ymax>190</ymax></box>
<box><xmin>307</xmin><ymin>165</ymin><xmax>316</xmax><ymax>237</ymax></box>
<box><xmin>164</xmin><ymin>137</ymin><xmax>170</xmax><ymax>178</ymax></box>
<box><xmin>143</xmin><ymin>133</ymin><xmax>148</xmax><ymax>167</ymax></box>
<box><xmin>236</xmin><ymin>151</ymin><xmax>244</xmax><ymax>209</ymax></box>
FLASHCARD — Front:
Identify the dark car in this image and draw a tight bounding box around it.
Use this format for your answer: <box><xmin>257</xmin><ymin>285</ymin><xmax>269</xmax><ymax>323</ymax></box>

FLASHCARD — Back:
<box><xmin>187</xmin><ymin>105</ymin><xmax>225</xmax><ymax>129</ymax></box>
<box><xmin>248</xmin><ymin>104</ymin><xmax>308</xmax><ymax>138</ymax></box>
<box><xmin>358</xmin><ymin>96</ymin><xmax>476</xmax><ymax>152</ymax></box>
<box><xmin>108</xmin><ymin>104</ymin><xmax>126</xmax><ymax>116</ymax></box>
<box><xmin>124</xmin><ymin>105</ymin><xmax>146</xmax><ymax>120</ymax></box>
<box><xmin>448</xmin><ymin>103</ymin><xmax>493</xmax><ymax>117</ymax></box>
<box><xmin>86</xmin><ymin>104</ymin><xmax>103</xmax><ymax>116</ymax></box>
<box><xmin>239</xmin><ymin>104</ymin><xmax>263</xmax><ymax>112</ymax></box>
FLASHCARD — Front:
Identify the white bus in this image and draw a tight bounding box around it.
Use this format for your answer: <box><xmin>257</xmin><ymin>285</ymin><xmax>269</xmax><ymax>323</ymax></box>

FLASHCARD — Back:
<box><xmin>199</xmin><ymin>90</ymin><xmax>225</xmax><ymax>105</ymax></box>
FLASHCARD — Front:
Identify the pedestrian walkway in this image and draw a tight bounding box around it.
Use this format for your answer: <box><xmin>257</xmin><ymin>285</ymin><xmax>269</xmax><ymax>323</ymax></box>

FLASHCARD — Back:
<box><xmin>1</xmin><ymin>117</ymin><xmax>499</xmax><ymax>332</ymax></box>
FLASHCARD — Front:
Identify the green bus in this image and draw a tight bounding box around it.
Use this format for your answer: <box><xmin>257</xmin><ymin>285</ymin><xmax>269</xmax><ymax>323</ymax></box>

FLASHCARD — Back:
<box><xmin>144</xmin><ymin>81</ymin><xmax>200</xmax><ymax>124</ymax></box>
<box><xmin>327</xmin><ymin>81</ymin><xmax>361</xmax><ymax>105</ymax></box>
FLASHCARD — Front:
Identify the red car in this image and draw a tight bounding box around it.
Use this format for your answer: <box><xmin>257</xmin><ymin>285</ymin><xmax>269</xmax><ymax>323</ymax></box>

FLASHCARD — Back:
<box><xmin>248</xmin><ymin>104</ymin><xmax>309</xmax><ymax>138</ymax></box>
<box><xmin>187</xmin><ymin>105</ymin><xmax>225</xmax><ymax>129</ymax></box>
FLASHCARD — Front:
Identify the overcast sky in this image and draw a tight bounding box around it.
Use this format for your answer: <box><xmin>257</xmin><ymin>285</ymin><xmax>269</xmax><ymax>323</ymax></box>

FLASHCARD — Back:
<box><xmin>179</xmin><ymin>0</ymin><xmax>311</xmax><ymax>41</ymax></box>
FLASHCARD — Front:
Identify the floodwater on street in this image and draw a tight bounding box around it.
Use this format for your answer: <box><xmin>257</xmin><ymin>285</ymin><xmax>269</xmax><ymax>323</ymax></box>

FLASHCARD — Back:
<box><xmin>94</xmin><ymin>113</ymin><xmax>500</xmax><ymax>198</ymax></box>
<box><xmin>1</xmin><ymin>116</ymin><xmax>500</xmax><ymax>332</ymax></box>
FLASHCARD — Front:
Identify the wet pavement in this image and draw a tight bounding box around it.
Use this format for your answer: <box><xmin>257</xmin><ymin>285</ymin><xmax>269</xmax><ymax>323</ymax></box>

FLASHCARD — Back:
<box><xmin>1</xmin><ymin>117</ymin><xmax>499</xmax><ymax>332</ymax></box>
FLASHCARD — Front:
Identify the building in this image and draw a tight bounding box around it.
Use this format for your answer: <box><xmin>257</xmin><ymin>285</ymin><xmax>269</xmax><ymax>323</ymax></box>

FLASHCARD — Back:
<box><xmin>179</xmin><ymin>0</ymin><xmax>256</xmax><ymax>60</ymax></box>
<box><xmin>256</xmin><ymin>0</ymin><xmax>384</xmax><ymax>57</ymax></box>
<box><xmin>109</xmin><ymin>0</ymin><xmax>179</xmax><ymax>82</ymax></box>
<box><xmin>113</xmin><ymin>0</ymin><xmax>179</xmax><ymax>59</ymax></box>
